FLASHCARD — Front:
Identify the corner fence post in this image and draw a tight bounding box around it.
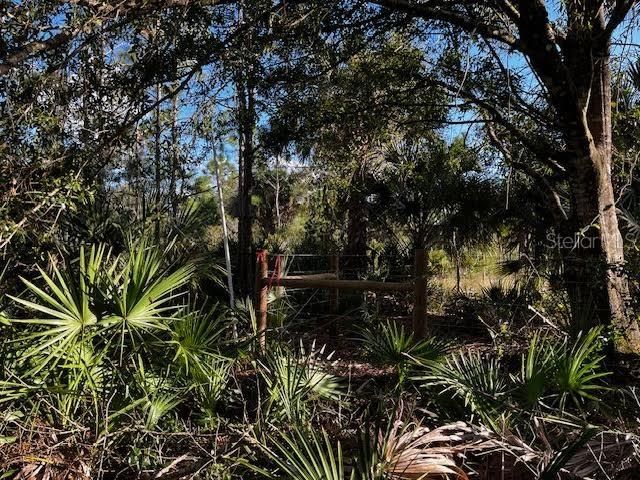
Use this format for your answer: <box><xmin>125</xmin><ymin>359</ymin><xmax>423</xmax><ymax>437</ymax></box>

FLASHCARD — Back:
<box><xmin>255</xmin><ymin>250</ymin><xmax>269</xmax><ymax>352</ymax></box>
<box><xmin>413</xmin><ymin>248</ymin><xmax>427</xmax><ymax>339</ymax></box>
<box><xmin>329</xmin><ymin>254</ymin><xmax>340</xmax><ymax>334</ymax></box>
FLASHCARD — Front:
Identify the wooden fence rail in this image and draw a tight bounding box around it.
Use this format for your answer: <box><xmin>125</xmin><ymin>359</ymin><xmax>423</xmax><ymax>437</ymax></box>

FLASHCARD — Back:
<box><xmin>254</xmin><ymin>249</ymin><xmax>427</xmax><ymax>351</ymax></box>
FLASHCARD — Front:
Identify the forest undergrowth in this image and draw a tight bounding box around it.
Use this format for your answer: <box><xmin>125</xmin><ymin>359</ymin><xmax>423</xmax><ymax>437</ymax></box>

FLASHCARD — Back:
<box><xmin>0</xmin><ymin>239</ymin><xmax>639</xmax><ymax>480</ymax></box>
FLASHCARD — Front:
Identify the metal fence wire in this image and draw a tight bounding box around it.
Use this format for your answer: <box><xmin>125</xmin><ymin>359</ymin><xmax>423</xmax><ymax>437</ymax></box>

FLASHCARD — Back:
<box><xmin>251</xmin><ymin>250</ymin><xmax>591</xmax><ymax>345</ymax></box>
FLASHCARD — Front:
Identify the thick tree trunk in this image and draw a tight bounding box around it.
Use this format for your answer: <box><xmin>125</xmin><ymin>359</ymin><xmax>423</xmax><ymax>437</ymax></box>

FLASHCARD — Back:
<box><xmin>375</xmin><ymin>0</ymin><xmax>640</xmax><ymax>352</ymax></box>
<box><xmin>565</xmin><ymin>146</ymin><xmax>639</xmax><ymax>351</ymax></box>
<box><xmin>562</xmin><ymin>25</ymin><xmax>640</xmax><ymax>352</ymax></box>
<box><xmin>234</xmin><ymin>1</ymin><xmax>257</xmax><ymax>297</ymax></box>
<box><xmin>564</xmin><ymin>156</ymin><xmax>616</xmax><ymax>333</ymax></box>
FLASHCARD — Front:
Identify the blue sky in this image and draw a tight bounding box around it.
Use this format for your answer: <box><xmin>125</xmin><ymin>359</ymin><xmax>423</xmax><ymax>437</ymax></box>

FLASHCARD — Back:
<box><xmin>43</xmin><ymin>1</ymin><xmax>640</xmax><ymax>182</ymax></box>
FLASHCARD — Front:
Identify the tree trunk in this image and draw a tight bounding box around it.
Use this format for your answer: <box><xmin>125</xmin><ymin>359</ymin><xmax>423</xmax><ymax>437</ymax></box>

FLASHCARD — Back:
<box><xmin>236</xmin><ymin>73</ymin><xmax>256</xmax><ymax>296</ymax></box>
<box><xmin>275</xmin><ymin>154</ymin><xmax>282</xmax><ymax>230</ymax></box>
<box><xmin>154</xmin><ymin>82</ymin><xmax>162</xmax><ymax>244</ymax></box>
<box><xmin>236</xmin><ymin>73</ymin><xmax>246</xmax><ymax>292</ymax></box>
<box><xmin>169</xmin><ymin>90</ymin><xmax>179</xmax><ymax>217</ymax></box>
<box><xmin>234</xmin><ymin>0</ymin><xmax>258</xmax><ymax>297</ymax></box>
<box><xmin>344</xmin><ymin>189</ymin><xmax>368</xmax><ymax>277</ymax></box>
<box><xmin>453</xmin><ymin>230</ymin><xmax>461</xmax><ymax>293</ymax></box>
<box><xmin>214</xmin><ymin>144</ymin><xmax>235</xmax><ymax>314</ymax></box>
<box><xmin>561</xmin><ymin>22</ymin><xmax>640</xmax><ymax>352</ymax></box>
<box><xmin>563</xmin><ymin>147</ymin><xmax>639</xmax><ymax>351</ymax></box>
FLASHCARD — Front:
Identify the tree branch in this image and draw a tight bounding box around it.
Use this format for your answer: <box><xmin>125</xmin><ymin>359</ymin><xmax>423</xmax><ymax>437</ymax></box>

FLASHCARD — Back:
<box><xmin>486</xmin><ymin>121</ymin><xmax>568</xmax><ymax>222</ymax></box>
<box><xmin>0</xmin><ymin>0</ymin><xmax>234</xmax><ymax>76</ymax></box>
<box><xmin>602</xmin><ymin>0</ymin><xmax>638</xmax><ymax>40</ymax></box>
<box><xmin>430</xmin><ymin>77</ymin><xmax>567</xmax><ymax>173</ymax></box>
<box><xmin>369</xmin><ymin>0</ymin><xmax>520</xmax><ymax>48</ymax></box>
<box><xmin>0</xmin><ymin>32</ymin><xmax>73</xmax><ymax>75</ymax></box>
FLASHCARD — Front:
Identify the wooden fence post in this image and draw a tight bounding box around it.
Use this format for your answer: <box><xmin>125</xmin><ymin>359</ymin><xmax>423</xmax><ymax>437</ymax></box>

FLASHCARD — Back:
<box><xmin>255</xmin><ymin>250</ymin><xmax>269</xmax><ymax>352</ymax></box>
<box><xmin>413</xmin><ymin>249</ymin><xmax>427</xmax><ymax>339</ymax></box>
<box><xmin>273</xmin><ymin>254</ymin><xmax>283</xmax><ymax>295</ymax></box>
<box><xmin>329</xmin><ymin>254</ymin><xmax>340</xmax><ymax>334</ymax></box>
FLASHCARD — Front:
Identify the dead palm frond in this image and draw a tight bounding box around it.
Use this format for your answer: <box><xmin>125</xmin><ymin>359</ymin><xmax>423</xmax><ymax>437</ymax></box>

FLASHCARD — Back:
<box><xmin>563</xmin><ymin>430</ymin><xmax>640</xmax><ymax>479</ymax></box>
<box><xmin>377</xmin><ymin>421</ymin><xmax>475</xmax><ymax>480</ymax></box>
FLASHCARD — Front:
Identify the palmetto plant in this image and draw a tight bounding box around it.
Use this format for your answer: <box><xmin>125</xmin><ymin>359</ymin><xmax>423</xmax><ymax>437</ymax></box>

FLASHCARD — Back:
<box><xmin>9</xmin><ymin>241</ymin><xmax>194</xmax><ymax>366</ymax></box>
<box><xmin>414</xmin><ymin>351</ymin><xmax>509</xmax><ymax>428</ymax></box>
<box><xmin>479</xmin><ymin>280</ymin><xmax>533</xmax><ymax>325</ymax></box>
<box><xmin>257</xmin><ymin>417</ymin><xmax>503</xmax><ymax>480</ymax></box>
<box><xmin>553</xmin><ymin>327</ymin><xmax>609</xmax><ymax>409</ymax></box>
<box><xmin>3</xmin><ymin>240</ymin><xmax>196</xmax><ymax>425</ymax></box>
<box><xmin>170</xmin><ymin>302</ymin><xmax>230</xmax><ymax>380</ymax></box>
<box><xmin>167</xmin><ymin>303</ymin><xmax>234</xmax><ymax>419</ymax></box>
<box><xmin>135</xmin><ymin>361</ymin><xmax>184</xmax><ymax>429</ymax></box>
<box><xmin>233</xmin><ymin>297</ymin><xmax>259</xmax><ymax>345</ymax></box>
<box><xmin>260</xmin><ymin>427</ymin><xmax>349</xmax><ymax>480</ymax></box>
<box><xmin>515</xmin><ymin>332</ymin><xmax>558</xmax><ymax>408</ymax></box>
<box><xmin>358</xmin><ymin>320</ymin><xmax>449</xmax><ymax>385</ymax></box>
<box><xmin>8</xmin><ymin>244</ymin><xmax>110</xmax><ymax>373</ymax></box>
<box><xmin>143</xmin><ymin>390</ymin><xmax>183</xmax><ymax>430</ymax></box>
<box><xmin>259</xmin><ymin>344</ymin><xmax>344</xmax><ymax>424</ymax></box>
<box><xmin>56</xmin><ymin>340</ymin><xmax>109</xmax><ymax>418</ymax></box>
<box><xmin>353</xmin><ymin>415</ymin><xmax>473</xmax><ymax>480</ymax></box>
<box><xmin>512</xmin><ymin>328</ymin><xmax>609</xmax><ymax>412</ymax></box>
<box><xmin>415</xmin><ymin>328</ymin><xmax>610</xmax><ymax>431</ymax></box>
<box><xmin>104</xmin><ymin>239</ymin><xmax>195</xmax><ymax>343</ymax></box>
<box><xmin>194</xmin><ymin>357</ymin><xmax>232</xmax><ymax>419</ymax></box>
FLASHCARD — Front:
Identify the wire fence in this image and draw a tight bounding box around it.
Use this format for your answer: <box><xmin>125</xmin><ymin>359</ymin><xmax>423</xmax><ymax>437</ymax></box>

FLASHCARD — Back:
<box><xmin>236</xmin><ymin>247</ymin><xmax>640</xmax><ymax>354</ymax></box>
<box><xmin>255</xmin><ymin>251</ymin><xmax>546</xmax><ymax>341</ymax></box>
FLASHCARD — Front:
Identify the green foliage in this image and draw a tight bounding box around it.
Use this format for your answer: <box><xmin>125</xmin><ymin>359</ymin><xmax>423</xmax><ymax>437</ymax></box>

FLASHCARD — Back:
<box><xmin>170</xmin><ymin>303</ymin><xmax>230</xmax><ymax>379</ymax></box>
<box><xmin>254</xmin><ymin>162</ymin><xmax>311</xmax><ymax>253</ymax></box>
<box><xmin>0</xmin><ymin>239</ymin><xmax>236</xmax><ymax>431</ymax></box>
<box><xmin>516</xmin><ymin>332</ymin><xmax>557</xmax><ymax>408</ymax></box>
<box><xmin>107</xmin><ymin>238</ymin><xmax>195</xmax><ymax>335</ymax></box>
<box><xmin>135</xmin><ymin>361</ymin><xmax>184</xmax><ymax>429</ymax></box>
<box><xmin>414</xmin><ymin>328</ymin><xmax>611</xmax><ymax>430</ymax></box>
<box><xmin>259</xmin><ymin>345</ymin><xmax>344</xmax><ymax>425</ymax></box>
<box><xmin>8</xmin><ymin>241</ymin><xmax>194</xmax><ymax>374</ymax></box>
<box><xmin>3</xmin><ymin>0</ymin><xmax>640</xmax><ymax>477</ymax></box>
<box><xmin>514</xmin><ymin>327</ymin><xmax>610</xmax><ymax>411</ymax></box>
<box><xmin>8</xmin><ymin>244</ymin><xmax>108</xmax><ymax>373</ymax></box>
<box><xmin>358</xmin><ymin>320</ymin><xmax>449</xmax><ymax>385</ymax></box>
<box><xmin>479</xmin><ymin>279</ymin><xmax>535</xmax><ymax>326</ymax></box>
<box><xmin>369</xmin><ymin>135</ymin><xmax>499</xmax><ymax>251</ymax></box>
<box><xmin>257</xmin><ymin>415</ymin><xmax>472</xmax><ymax>480</ymax></box>
<box><xmin>259</xmin><ymin>427</ymin><xmax>349</xmax><ymax>480</ymax></box>
<box><xmin>195</xmin><ymin>357</ymin><xmax>232</xmax><ymax>420</ymax></box>
<box><xmin>427</xmin><ymin>248</ymin><xmax>451</xmax><ymax>274</ymax></box>
<box><xmin>553</xmin><ymin>327</ymin><xmax>610</xmax><ymax>408</ymax></box>
<box><xmin>416</xmin><ymin>351</ymin><xmax>508</xmax><ymax>427</ymax></box>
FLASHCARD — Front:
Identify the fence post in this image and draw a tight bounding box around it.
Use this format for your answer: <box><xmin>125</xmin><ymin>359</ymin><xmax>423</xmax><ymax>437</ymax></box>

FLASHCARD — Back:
<box><xmin>413</xmin><ymin>248</ymin><xmax>427</xmax><ymax>339</ymax></box>
<box><xmin>274</xmin><ymin>254</ymin><xmax>283</xmax><ymax>295</ymax></box>
<box><xmin>329</xmin><ymin>254</ymin><xmax>340</xmax><ymax>334</ymax></box>
<box><xmin>255</xmin><ymin>250</ymin><xmax>269</xmax><ymax>352</ymax></box>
